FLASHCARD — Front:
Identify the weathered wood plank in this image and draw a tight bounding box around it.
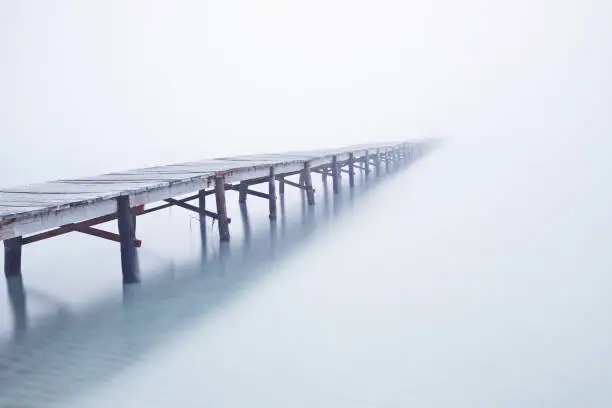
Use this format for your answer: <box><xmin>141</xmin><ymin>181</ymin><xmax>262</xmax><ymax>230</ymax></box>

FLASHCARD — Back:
<box><xmin>0</xmin><ymin>140</ymin><xmax>440</xmax><ymax>242</ymax></box>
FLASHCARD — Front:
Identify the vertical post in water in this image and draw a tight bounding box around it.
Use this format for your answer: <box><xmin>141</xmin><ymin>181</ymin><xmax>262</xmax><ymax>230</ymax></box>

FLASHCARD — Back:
<box><xmin>268</xmin><ymin>166</ymin><xmax>277</xmax><ymax>220</ymax></box>
<box><xmin>303</xmin><ymin>162</ymin><xmax>315</xmax><ymax>205</ymax></box>
<box><xmin>332</xmin><ymin>155</ymin><xmax>340</xmax><ymax>194</ymax></box>
<box><xmin>348</xmin><ymin>152</ymin><xmax>355</xmax><ymax>187</ymax></box>
<box><xmin>375</xmin><ymin>149</ymin><xmax>381</xmax><ymax>177</ymax></box>
<box><xmin>238</xmin><ymin>182</ymin><xmax>248</xmax><ymax>203</ymax></box>
<box><xmin>385</xmin><ymin>148</ymin><xmax>391</xmax><ymax>174</ymax></box>
<box><xmin>4</xmin><ymin>237</ymin><xmax>22</xmax><ymax>278</ymax></box>
<box><xmin>117</xmin><ymin>195</ymin><xmax>139</xmax><ymax>284</ymax></box>
<box><xmin>364</xmin><ymin>150</ymin><xmax>370</xmax><ymax>177</ymax></box>
<box><xmin>279</xmin><ymin>176</ymin><xmax>285</xmax><ymax>195</ymax></box>
<box><xmin>198</xmin><ymin>189</ymin><xmax>207</xmax><ymax>229</ymax></box>
<box><xmin>215</xmin><ymin>175</ymin><xmax>230</xmax><ymax>242</ymax></box>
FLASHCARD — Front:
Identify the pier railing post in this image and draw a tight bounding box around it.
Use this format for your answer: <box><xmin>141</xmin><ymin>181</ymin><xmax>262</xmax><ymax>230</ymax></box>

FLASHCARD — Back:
<box><xmin>4</xmin><ymin>237</ymin><xmax>22</xmax><ymax>277</ymax></box>
<box><xmin>215</xmin><ymin>175</ymin><xmax>231</xmax><ymax>242</ymax></box>
<box><xmin>117</xmin><ymin>195</ymin><xmax>139</xmax><ymax>284</ymax></box>
<box><xmin>348</xmin><ymin>153</ymin><xmax>355</xmax><ymax>187</ymax></box>
<box><xmin>332</xmin><ymin>155</ymin><xmax>340</xmax><ymax>193</ymax></box>
<box><xmin>303</xmin><ymin>162</ymin><xmax>315</xmax><ymax>205</ymax></box>
<box><xmin>269</xmin><ymin>167</ymin><xmax>277</xmax><ymax>220</ymax></box>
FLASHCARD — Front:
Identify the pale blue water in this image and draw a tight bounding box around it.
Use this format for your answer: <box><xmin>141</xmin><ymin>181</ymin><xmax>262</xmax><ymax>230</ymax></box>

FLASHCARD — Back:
<box><xmin>1</xmin><ymin>139</ymin><xmax>612</xmax><ymax>407</ymax></box>
<box><xmin>2</xmin><ymin>1</ymin><xmax>612</xmax><ymax>405</ymax></box>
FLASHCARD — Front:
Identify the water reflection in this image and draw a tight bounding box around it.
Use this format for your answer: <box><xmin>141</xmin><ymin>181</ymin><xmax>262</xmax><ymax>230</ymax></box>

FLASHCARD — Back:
<box><xmin>0</xmin><ymin>156</ymin><xmax>426</xmax><ymax>408</ymax></box>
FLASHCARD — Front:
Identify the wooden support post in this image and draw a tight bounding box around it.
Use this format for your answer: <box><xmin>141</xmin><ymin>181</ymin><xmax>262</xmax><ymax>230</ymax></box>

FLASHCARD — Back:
<box><xmin>303</xmin><ymin>162</ymin><xmax>315</xmax><ymax>205</ymax></box>
<box><xmin>215</xmin><ymin>176</ymin><xmax>230</xmax><ymax>242</ymax></box>
<box><xmin>269</xmin><ymin>167</ymin><xmax>277</xmax><ymax>220</ymax></box>
<box><xmin>238</xmin><ymin>182</ymin><xmax>248</xmax><ymax>203</ymax></box>
<box><xmin>365</xmin><ymin>151</ymin><xmax>370</xmax><ymax>176</ymax></box>
<box><xmin>279</xmin><ymin>176</ymin><xmax>285</xmax><ymax>195</ymax></box>
<box><xmin>4</xmin><ymin>237</ymin><xmax>22</xmax><ymax>277</ymax></box>
<box><xmin>385</xmin><ymin>148</ymin><xmax>391</xmax><ymax>173</ymax></box>
<box><xmin>332</xmin><ymin>155</ymin><xmax>340</xmax><ymax>194</ymax></box>
<box><xmin>299</xmin><ymin>172</ymin><xmax>305</xmax><ymax>186</ymax></box>
<box><xmin>348</xmin><ymin>153</ymin><xmax>355</xmax><ymax>188</ymax></box>
<box><xmin>117</xmin><ymin>196</ymin><xmax>139</xmax><ymax>284</ymax></box>
<box><xmin>198</xmin><ymin>189</ymin><xmax>206</xmax><ymax>231</ymax></box>
<box><xmin>375</xmin><ymin>149</ymin><xmax>382</xmax><ymax>177</ymax></box>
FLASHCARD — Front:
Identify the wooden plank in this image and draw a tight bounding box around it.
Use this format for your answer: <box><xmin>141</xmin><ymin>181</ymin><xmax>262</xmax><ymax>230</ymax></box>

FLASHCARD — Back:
<box><xmin>0</xmin><ymin>140</ymin><xmax>438</xmax><ymax>241</ymax></box>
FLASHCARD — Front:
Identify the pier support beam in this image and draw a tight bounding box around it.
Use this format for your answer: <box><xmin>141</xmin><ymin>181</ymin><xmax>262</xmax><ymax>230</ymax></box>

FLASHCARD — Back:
<box><xmin>269</xmin><ymin>167</ymin><xmax>277</xmax><ymax>220</ymax></box>
<box><xmin>365</xmin><ymin>151</ymin><xmax>370</xmax><ymax>176</ymax></box>
<box><xmin>385</xmin><ymin>148</ymin><xmax>391</xmax><ymax>173</ymax></box>
<box><xmin>238</xmin><ymin>182</ymin><xmax>248</xmax><ymax>203</ymax></box>
<box><xmin>332</xmin><ymin>155</ymin><xmax>340</xmax><ymax>194</ymax></box>
<box><xmin>348</xmin><ymin>153</ymin><xmax>355</xmax><ymax>187</ymax></box>
<box><xmin>4</xmin><ymin>237</ymin><xmax>22</xmax><ymax>277</ymax></box>
<box><xmin>279</xmin><ymin>176</ymin><xmax>285</xmax><ymax>195</ymax></box>
<box><xmin>117</xmin><ymin>196</ymin><xmax>139</xmax><ymax>284</ymax></box>
<box><xmin>375</xmin><ymin>149</ymin><xmax>381</xmax><ymax>177</ymax></box>
<box><xmin>215</xmin><ymin>176</ymin><xmax>230</xmax><ymax>242</ymax></box>
<box><xmin>303</xmin><ymin>162</ymin><xmax>315</xmax><ymax>205</ymax></box>
<box><xmin>198</xmin><ymin>189</ymin><xmax>207</xmax><ymax>231</ymax></box>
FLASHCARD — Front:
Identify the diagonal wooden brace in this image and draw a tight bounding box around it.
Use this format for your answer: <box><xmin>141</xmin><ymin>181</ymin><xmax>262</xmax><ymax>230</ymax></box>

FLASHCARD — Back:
<box><xmin>74</xmin><ymin>226</ymin><xmax>142</xmax><ymax>247</ymax></box>
<box><xmin>164</xmin><ymin>198</ymin><xmax>232</xmax><ymax>223</ymax></box>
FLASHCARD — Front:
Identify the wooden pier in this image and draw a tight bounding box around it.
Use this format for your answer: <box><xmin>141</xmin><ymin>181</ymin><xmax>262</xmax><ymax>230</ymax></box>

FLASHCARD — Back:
<box><xmin>1</xmin><ymin>140</ymin><xmax>439</xmax><ymax>283</ymax></box>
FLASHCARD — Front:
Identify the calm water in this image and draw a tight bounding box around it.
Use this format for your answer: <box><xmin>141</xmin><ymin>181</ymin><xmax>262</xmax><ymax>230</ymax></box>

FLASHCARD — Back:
<box><xmin>2</xmin><ymin>1</ymin><xmax>612</xmax><ymax>406</ymax></box>
<box><xmin>1</xmin><ymin>138</ymin><xmax>611</xmax><ymax>407</ymax></box>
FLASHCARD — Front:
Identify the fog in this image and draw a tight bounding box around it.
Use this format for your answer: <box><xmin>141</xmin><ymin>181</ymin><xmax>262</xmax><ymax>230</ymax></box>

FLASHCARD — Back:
<box><xmin>1</xmin><ymin>1</ymin><xmax>611</xmax><ymax>407</ymax></box>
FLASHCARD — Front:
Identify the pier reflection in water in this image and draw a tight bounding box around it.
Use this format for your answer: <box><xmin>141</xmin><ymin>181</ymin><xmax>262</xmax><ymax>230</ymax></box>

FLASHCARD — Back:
<box><xmin>0</xmin><ymin>166</ymin><xmax>400</xmax><ymax>408</ymax></box>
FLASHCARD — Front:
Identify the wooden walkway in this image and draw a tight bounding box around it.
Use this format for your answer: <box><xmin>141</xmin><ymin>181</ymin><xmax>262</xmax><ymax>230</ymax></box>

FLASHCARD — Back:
<box><xmin>1</xmin><ymin>140</ymin><xmax>439</xmax><ymax>282</ymax></box>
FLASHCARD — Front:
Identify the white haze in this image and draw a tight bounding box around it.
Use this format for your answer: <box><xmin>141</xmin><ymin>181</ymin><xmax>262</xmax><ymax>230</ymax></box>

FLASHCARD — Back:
<box><xmin>0</xmin><ymin>1</ymin><xmax>612</xmax><ymax>407</ymax></box>
<box><xmin>1</xmin><ymin>0</ymin><xmax>610</xmax><ymax>183</ymax></box>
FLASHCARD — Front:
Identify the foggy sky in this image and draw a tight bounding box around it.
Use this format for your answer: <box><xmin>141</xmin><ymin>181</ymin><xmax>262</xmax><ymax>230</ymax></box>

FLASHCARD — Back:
<box><xmin>1</xmin><ymin>0</ymin><xmax>610</xmax><ymax>185</ymax></box>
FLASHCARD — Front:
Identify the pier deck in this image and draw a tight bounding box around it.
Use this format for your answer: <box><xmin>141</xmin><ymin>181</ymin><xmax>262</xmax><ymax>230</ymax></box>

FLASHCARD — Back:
<box><xmin>1</xmin><ymin>140</ymin><xmax>439</xmax><ymax>282</ymax></box>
